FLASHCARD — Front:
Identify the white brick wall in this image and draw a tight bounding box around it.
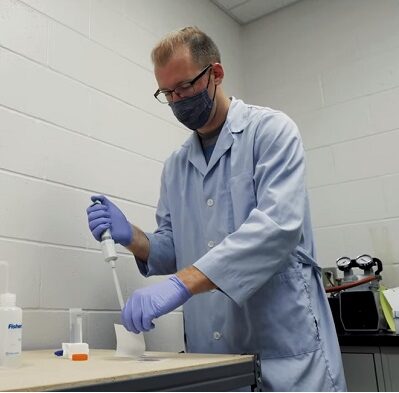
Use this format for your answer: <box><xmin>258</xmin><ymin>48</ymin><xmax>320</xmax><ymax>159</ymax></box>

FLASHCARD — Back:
<box><xmin>6</xmin><ymin>0</ymin><xmax>399</xmax><ymax>355</ymax></box>
<box><xmin>0</xmin><ymin>0</ymin><xmax>241</xmax><ymax>351</ymax></box>
<box><xmin>242</xmin><ymin>0</ymin><xmax>399</xmax><ymax>285</ymax></box>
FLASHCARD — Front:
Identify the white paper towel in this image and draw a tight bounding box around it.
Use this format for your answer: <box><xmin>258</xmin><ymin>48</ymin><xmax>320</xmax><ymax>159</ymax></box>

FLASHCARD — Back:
<box><xmin>114</xmin><ymin>324</ymin><xmax>146</xmax><ymax>358</ymax></box>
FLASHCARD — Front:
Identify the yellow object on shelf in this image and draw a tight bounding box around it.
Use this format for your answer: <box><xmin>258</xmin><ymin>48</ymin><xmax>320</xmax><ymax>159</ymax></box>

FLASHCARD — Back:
<box><xmin>379</xmin><ymin>286</ymin><xmax>399</xmax><ymax>333</ymax></box>
<box><xmin>380</xmin><ymin>286</ymin><xmax>395</xmax><ymax>332</ymax></box>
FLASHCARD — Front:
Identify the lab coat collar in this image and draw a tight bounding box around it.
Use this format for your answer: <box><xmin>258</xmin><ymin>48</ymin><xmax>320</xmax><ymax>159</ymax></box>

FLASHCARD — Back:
<box><xmin>182</xmin><ymin>97</ymin><xmax>250</xmax><ymax>176</ymax></box>
<box><xmin>225</xmin><ymin>96</ymin><xmax>251</xmax><ymax>134</ymax></box>
<box><xmin>185</xmin><ymin>133</ymin><xmax>208</xmax><ymax>175</ymax></box>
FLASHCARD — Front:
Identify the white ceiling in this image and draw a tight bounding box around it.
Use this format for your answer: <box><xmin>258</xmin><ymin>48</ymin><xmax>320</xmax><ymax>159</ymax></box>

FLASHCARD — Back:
<box><xmin>211</xmin><ymin>0</ymin><xmax>302</xmax><ymax>25</ymax></box>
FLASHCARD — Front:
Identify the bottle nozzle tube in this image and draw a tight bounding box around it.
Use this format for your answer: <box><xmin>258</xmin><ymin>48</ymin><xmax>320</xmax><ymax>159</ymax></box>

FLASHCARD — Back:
<box><xmin>0</xmin><ymin>261</ymin><xmax>9</xmax><ymax>295</ymax></box>
<box><xmin>69</xmin><ymin>308</ymin><xmax>83</xmax><ymax>344</ymax></box>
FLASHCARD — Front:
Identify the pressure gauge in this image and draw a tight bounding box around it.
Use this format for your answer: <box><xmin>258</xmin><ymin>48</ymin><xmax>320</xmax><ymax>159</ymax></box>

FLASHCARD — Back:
<box><xmin>336</xmin><ymin>256</ymin><xmax>352</xmax><ymax>271</ymax></box>
<box><xmin>355</xmin><ymin>254</ymin><xmax>374</xmax><ymax>269</ymax></box>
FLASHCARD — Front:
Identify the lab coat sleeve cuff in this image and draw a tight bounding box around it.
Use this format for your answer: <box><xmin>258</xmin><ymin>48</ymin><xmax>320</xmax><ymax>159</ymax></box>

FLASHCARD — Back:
<box><xmin>135</xmin><ymin>232</ymin><xmax>176</xmax><ymax>277</ymax></box>
<box><xmin>135</xmin><ymin>256</ymin><xmax>150</xmax><ymax>277</ymax></box>
<box><xmin>194</xmin><ymin>256</ymin><xmax>250</xmax><ymax>307</ymax></box>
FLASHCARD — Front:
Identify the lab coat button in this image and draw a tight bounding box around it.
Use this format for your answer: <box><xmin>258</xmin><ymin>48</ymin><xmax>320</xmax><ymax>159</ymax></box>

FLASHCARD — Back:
<box><xmin>207</xmin><ymin>198</ymin><xmax>214</xmax><ymax>207</ymax></box>
<box><xmin>208</xmin><ymin>241</ymin><xmax>215</xmax><ymax>248</ymax></box>
<box><xmin>213</xmin><ymin>331</ymin><xmax>222</xmax><ymax>340</ymax></box>
<box><xmin>210</xmin><ymin>289</ymin><xmax>217</xmax><ymax>293</ymax></box>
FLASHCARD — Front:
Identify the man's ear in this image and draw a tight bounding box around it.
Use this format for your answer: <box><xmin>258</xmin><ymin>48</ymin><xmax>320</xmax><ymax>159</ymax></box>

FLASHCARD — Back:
<box><xmin>212</xmin><ymin>63</ymin><xmax>224</xmax><ymax>86</ymax></box>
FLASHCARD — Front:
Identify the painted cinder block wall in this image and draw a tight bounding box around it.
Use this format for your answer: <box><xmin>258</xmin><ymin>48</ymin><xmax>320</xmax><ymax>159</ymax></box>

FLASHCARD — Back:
<box><xmin>0</xmin><ymin>0</ymin><xmax>242</xmax><ymax>351</ymax></box>
<box><xmin>242</xmin><ymin>0</ymin><xmax>399</xmax><ymax>287</ymax></box>
<box><xmin>2</xmin><ymin>0</ymin><xmax>399</xmax><ymax>351</ymax></box>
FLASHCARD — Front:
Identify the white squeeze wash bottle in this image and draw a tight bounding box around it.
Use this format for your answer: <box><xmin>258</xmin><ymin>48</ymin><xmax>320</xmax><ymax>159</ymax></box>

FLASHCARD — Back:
<box><xmin>0</xmin><ymin>261</ymin><xmax>22</xmax><ymax>368</ymax></box>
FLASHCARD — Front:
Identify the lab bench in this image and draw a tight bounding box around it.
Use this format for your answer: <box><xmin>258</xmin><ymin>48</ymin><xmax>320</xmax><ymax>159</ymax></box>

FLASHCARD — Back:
<box><xmin>339</xmin><ymin>332</ymin><xmax>399</xmax><ymax>392</ymax></box>
<box><xmin>0</xmin><ymin>349</ymin><xmax>262</xmax><ymax>391</ymax></box>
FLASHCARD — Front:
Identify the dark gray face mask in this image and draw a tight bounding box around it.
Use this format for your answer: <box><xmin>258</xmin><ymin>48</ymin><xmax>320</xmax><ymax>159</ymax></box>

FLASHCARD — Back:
<box><xmin>169</xmin><ymin>86</ymin><xmax>216</xmax><ymax>130</ymax></box>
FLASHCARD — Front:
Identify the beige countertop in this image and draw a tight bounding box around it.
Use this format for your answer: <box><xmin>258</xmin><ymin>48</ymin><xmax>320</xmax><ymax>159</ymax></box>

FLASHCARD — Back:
<box><xmin>0</xmin><ymin>349</ymin><xmax>254</xmax><ymax>391</ymax></box>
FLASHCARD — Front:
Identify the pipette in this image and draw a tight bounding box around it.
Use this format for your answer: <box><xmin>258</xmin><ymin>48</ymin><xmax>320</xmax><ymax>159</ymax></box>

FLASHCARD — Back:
<box><xmin>91</xmin><ymin>199</ymin><xmax>125</xmax><ymax>309</ymax></box>
<box><xmin>100</xmin><ymin>228</ymin><xmax>125</xmax><ymax>309</ymax></box>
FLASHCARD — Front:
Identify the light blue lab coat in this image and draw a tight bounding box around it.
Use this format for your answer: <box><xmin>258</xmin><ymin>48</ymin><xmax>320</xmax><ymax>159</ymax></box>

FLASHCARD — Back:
<box><xmin>137</xmin><ymin>98</ymin><xmax>347</xmax><ymax>391</ymax></box>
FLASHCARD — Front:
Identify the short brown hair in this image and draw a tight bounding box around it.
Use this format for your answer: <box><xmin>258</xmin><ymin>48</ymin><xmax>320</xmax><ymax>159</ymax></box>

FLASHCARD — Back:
<box><xmin>151</xmin><ymin>26</ymin><xmax>221</xmax><ymax>68</ymax></box>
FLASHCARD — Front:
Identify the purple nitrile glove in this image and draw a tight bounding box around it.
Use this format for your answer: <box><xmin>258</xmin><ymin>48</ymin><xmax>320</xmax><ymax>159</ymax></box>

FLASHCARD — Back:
<box><xmin>121</xmin><ymin>275</ymin><xmax>192</xmax><ymax>334</ymax></box>
<box><xmin>86</xmin><ymin>195</ymin><xmax>133</xmax><ymax>246</ymax></box>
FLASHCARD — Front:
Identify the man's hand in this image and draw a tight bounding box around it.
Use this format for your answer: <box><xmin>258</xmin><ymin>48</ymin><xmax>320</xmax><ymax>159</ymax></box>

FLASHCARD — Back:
<box><xmin>121</xmin><ymin>275</ymin><xmax>192</xmax><ymax>333</ymax></box>
<box><xmin>86</xmin><ymin>195</ymin><xmax>133</xmax><ymax>246</ymax></box>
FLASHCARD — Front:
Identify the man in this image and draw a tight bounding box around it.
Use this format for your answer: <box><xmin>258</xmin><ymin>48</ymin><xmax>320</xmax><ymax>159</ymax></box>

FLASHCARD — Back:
<box><xmin>87</xmin><ymin>27</ymin><xmax>347</xmax><ymax>391</ymax></box>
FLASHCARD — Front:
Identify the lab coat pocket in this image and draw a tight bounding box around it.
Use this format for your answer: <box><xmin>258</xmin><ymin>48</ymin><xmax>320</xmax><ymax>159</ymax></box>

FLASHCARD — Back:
<box><xmin>256</xmin><ymin>267</ymin><xmax>320</xmax><ymax>359</ymax></box>
<box><xmin>229</xmin><ymin>172</ymin><xmax>257</xmax><ymax>231</ymax></box>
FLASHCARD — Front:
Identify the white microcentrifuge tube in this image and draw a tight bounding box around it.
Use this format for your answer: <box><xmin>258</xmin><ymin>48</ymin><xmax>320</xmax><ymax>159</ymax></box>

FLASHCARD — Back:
<box><xmin>69</xmin><ymin>308</ymin><xmax>83</xmax><ymax>344</ymax></box>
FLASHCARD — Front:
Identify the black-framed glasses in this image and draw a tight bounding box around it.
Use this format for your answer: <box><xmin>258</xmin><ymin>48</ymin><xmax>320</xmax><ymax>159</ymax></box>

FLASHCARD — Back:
<box><xmin>154</xmin><ymin>64</ymin><xmax>212</xmax><ymax>104</ymax></box>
